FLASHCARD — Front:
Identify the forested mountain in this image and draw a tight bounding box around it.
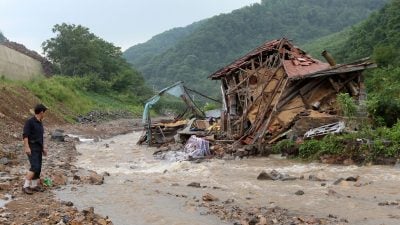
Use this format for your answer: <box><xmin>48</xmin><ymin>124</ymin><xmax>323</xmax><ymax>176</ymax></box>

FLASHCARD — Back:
<box><xmin>303</xmin><ymin>0</ymin><xmax>400</xmax><ymax>66</ymax></box>
<box><xmin>123</xmin><ymin>21</ymin><xmax>204</xmax><ymax>69</ymax></box>
<box><xmin>124</xmin><ymin>0</ymin><xmax>388</xmax><ymax>96</ymax></box>
<box><xmin>301</xmin><ymin>28</ymin><xmax>352</xmax><ymax>62</ymax></box>
<box><xmin>304</xmin><ymin>0</ymin><xmax>400</xmax><ymax>126</ymax></box>
<box><xmin>335</xmin><ymin>0</ymin><xmax>400</xmax><ymax>67</ymax></box>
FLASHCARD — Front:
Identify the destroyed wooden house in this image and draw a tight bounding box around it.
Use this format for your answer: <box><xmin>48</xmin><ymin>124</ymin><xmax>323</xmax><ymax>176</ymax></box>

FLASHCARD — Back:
<box><xmin>209</xmin><ymin>38</ymin><xmax>375</xmax><ymax>145</ymax></box>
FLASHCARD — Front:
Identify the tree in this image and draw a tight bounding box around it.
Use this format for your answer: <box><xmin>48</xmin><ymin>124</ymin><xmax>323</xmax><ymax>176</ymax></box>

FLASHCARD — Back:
<box><xmin>42</xmin><ymin>23</ymin><xmax>151</xmax><ymax>95</ymax></box>
<box><xmin>42</xmin><ymin>23</ymin><xmax>122</xmax><ymax>78</ymax></box>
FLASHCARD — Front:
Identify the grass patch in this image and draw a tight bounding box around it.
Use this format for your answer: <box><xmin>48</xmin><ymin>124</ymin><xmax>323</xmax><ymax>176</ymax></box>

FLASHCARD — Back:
<box><xmin>296</xmin><ymin>122</ymin><xmax>400</xmax><ymax>163</ymax></box>
<box><xmin>4</xmin><ymin>75</ymin><xmax>146</xmax><ymax>122</ymax></box>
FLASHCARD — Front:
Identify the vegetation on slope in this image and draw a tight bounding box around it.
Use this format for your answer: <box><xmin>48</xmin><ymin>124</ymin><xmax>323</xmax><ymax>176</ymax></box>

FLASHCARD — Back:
<box><xmin>2</xmin><ymin>76</ymin><xmax>145</xmax><ymax>123</ymax></box>
<box><xmin>124</xmin><ymin>0</ymin><xmax>388</xmax><ymax>97</ymax></box>
<box><xmin>301</xmin><ymin>28</ymin><xmax>352</xmax><ymax>61</ymax></box>
<box><xmin>303</xmin><ymin>0</ymin><xmax>400</xmax><ymax>127</ymax></box>
<box><xmin>335</xmin><ymin>0</ymin><xmax>400</xmax><ymax>67</ymax></box>
<box><xmin>42</xmin><ymin>23</ymin><xmax>152</xmax><ymax>102</ymax></box>
<box><xmin>277</xmin><ymin>0</ymin><xmax>400</xmax><ymax>163</ymax></box>
<box><xmin>0</xmin><ymin>24</ymin><xmax>153</xmax><ymax>122</ymax></box>
<box><xmin>123</xmin><ymin>21</ymin><xmax>204</xmax><ymax>68</ymax></box>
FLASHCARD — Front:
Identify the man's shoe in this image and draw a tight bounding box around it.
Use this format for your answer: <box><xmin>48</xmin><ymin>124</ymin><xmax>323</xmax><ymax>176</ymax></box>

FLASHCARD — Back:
<box><xmin>31</xmin><ymin>186</ymin><xmax>45</xmax><ymax>192</ymax></box>
<box><xmin>22</xmin><ymin>187</ymin><xmax>33</xmax><ymax>195</ymax></box>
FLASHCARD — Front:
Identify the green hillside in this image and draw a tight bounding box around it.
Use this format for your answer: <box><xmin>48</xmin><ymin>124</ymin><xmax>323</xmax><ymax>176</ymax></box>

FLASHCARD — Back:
<box><xmin>301</xmin><ymin>28</ymin><xmax>352</xmax><ymax>61</ymax></box>
<box><xmin>336</xmin><ymin>0</ymin><xmax>400</xmax><ymax>66</ymax></box>
<box><xmin>124</xmin><ymin>0</ymin><xmax>388</xmax><ymax>97</ymax></box>
<box><xmin>123</xmin><ymin>21</ymin><xmax>204</xmax><ymax>68</ymax></box>
<box><xmin>304</xmin><ymin>0</ymin><xmax>400</xmax><ymax>126</ymax></box>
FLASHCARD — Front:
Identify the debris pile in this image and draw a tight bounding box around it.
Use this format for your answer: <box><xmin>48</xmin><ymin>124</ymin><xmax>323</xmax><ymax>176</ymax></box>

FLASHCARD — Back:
<box><xmin>183</xmin><ymin>135</ymin><xmax>211</xmax><ymax>159</ymax></box>
<box><xmin>209</xmin><ymin>38</ymin><xmax>374</xmax><ymax>147</ymax></box>
<box><xmin>76</xmin><ymin>110</ymin><xmax>133</xmax><ymax>124</ymax></box>
<box><xmin>139</xmin><ymin>38</ymin><xmax>376</xmax><ymax>160</ymax></box>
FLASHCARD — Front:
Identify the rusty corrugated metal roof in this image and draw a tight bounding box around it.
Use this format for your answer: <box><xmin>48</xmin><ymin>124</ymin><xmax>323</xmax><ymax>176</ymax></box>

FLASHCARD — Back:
<box><xmin>209</xmin><ymin>38</ymin><xmax>332</xmax><ymax>80</ymax></box>
<box><xmin>290</xmin><ymin>59</ymin><xmax>376</xmax><ymax>80</ymax></box>
<box><xmin>283</xmin><ymin>59</ymin><xmax>330</xmax><ymax>79</ymax></box>
<box><xmin>209</xmin><ymin>38</ymin><xmax>376</xmax><ymax>81</ymax></box>
<box><xmin>208</xmin><ymin>39</ymin><xmax>283</xmax><ymax>79</ymax></box>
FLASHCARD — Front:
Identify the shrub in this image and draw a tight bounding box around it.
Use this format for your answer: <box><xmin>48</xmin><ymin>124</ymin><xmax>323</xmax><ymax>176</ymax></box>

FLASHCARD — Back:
<box><xmin>299</xmin><ymin>139</ymin><xmax>322</xmax><ymax>159</ymax></box>
<box><xmin>337</xmin><ymin>93</ymin><xmax>357</xmax><ymax>118</ymax></box>
<box><xmin>272</xmin><ymin>139</ymin><xmax>296</xmax><ymax>154</ymax></box>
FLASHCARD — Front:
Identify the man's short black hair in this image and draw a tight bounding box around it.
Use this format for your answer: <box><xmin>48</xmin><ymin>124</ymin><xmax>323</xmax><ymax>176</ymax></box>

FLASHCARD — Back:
<box><xmin>34</xmin><ymin>104</ymin><xmax>47</xmax><ymax>114</ymax></box>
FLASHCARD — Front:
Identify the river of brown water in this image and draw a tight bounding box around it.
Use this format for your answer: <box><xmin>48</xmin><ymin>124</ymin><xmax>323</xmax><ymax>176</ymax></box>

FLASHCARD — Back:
<box><xmin>56</xmin><ymin>132</ymin><xmax>400</xmax><ymax>225</ymax></box>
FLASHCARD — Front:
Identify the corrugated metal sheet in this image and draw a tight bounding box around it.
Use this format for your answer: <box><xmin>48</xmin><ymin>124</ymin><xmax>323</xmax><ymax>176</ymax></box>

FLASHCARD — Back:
<box><xmin>209</xmin><ymin>39</ymin><xmax>282</xmax><ymax>79</ymax></box>
<box><xmin>291</xmin><ymin>60</ymin><xmax>377</xmax><ymax>80</ymax></box>
<box><xmin>283</xmin><ymin>59</ymin><xmax>330</xmax><ymax>79</ymax></box>
<box><xmin>209</xmin><ymin>38</ymin><xmax>333</xmax><ymax>80</ymax></box>
<box><xmin>209</xmin><ymin>38</ymin><xmax>375</xmax><ymax>81</ymax></box>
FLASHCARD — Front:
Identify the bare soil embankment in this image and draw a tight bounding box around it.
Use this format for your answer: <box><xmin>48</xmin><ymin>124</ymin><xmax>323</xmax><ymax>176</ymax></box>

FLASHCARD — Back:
<box><xmin>0</xmin><ymin>118</ymin><xmax>139</xmax><ymax>224</ymax></box>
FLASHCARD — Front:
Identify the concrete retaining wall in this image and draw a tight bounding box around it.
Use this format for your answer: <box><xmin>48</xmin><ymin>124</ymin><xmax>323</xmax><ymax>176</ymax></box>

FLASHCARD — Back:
<box><xmin>0</xmin><ymin>44</ymin><xmax>43</xmax><ymax>80</ymax></box>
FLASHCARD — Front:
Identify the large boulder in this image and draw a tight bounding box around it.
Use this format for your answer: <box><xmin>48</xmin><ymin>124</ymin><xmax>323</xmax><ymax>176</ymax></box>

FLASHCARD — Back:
<box><xmin>51</xmin><ymin>129</ymin><xmax>65</xmax><ymax>142</ymax></box>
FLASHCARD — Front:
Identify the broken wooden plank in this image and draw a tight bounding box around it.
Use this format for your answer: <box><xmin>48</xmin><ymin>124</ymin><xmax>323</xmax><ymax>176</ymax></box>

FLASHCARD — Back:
<box><xmin>328</xmin><ymin>77</ymin><xmax>340</xmax><ymax>92</ymax></box>
<box><xmin>253</xmin><ymin>76</ymin><xmax>289</xmax><ymax>144</ymax></box>
<box><xmin>227</xmin><ymin>62</ymin><xmax>272</xmax><ymax>95</ymax></box>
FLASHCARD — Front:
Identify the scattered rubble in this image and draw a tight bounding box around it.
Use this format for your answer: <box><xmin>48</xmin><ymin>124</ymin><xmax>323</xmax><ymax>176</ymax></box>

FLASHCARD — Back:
<box><xmin>198</xmin><ymin>199</ymin><xmax>338</xmax><ymax>225</ymax></box>
<box><xmin>138</xmin><ymin>38</ymin><xmax>377</xmax><ymax>163</ymax></box>
<box><xmin>51</xmin><ymin>129</ymin><xmax>65</xmax><ymax>142</ymax></box>
<box><xmin>209</xmin><ymin>38</ymin><xmax>374</xmax><ymax>147</ymax></box>
<box><xmin>202</xmin><ymin>193</ymin><xmax>219</xmax><ymax>202</ymax></box>
<box><xmin>76</xmin><ymin>110</ymin><xmax>134</xmax><ymax>124</ymax></box>
<box><xmin>257</xmin><ymin>170</ymin><xmax>297</xmax><ymax>181</ymax></box>
<box><xmin>345</xmin><ymin>176</ymin><xmax>359</xmax><ymax>182</ymax></box>
<box><xmin>187</xmin><ymin>182</ymin><xmax>201</xmax><ymax>188</ymax></box>
<box><xmin>378</xmin><ymin>201</ymin><xmax>400</xmax><ymax>206</ymax></box>
<box><xmin>0</xmin><ymin>119</ymin><xmax>138</xmax><ymax>224</ymax></box>
<box><xmin>308</xmin><ymin>175</ymin><xmax>327</xmax><ymax>182</ymax></box>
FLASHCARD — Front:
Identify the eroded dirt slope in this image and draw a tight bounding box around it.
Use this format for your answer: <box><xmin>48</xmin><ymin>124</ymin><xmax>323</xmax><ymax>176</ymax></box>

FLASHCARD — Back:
<box><xmin>0</xmin><ymin>83</ymin><xmax>66</xmax><ymax>145</ymax></box>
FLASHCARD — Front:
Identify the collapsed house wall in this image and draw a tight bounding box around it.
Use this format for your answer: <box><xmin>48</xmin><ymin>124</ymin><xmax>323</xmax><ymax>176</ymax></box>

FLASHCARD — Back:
<box><xmin>210</xmin><ymin>38</ymin><xmax>375</xmax><ymax>145</ymax></box>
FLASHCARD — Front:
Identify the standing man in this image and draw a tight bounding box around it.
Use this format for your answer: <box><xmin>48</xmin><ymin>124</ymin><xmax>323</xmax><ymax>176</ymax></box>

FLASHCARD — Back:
<box><xmin>22</xmin><ymin>104</ymin><xmax>48</xmax><ymax>194</ymax></box>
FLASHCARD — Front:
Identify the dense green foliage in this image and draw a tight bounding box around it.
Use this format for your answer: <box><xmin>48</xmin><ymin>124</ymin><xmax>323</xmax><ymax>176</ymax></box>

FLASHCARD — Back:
<box><xmin>275</xmin><ymin>0</ymin><xmax>400</xmax><ymax>162</ymax></box>
<box><xmin>124</xmin><ymin>0</ymin><xmax>388</xmax><ymax>96</ymax></box>
<box><xmin>272</xmin><ymin>121</ymin><xmax>400</xmax><ymax>163</ymax></box>
<box><xmin>304</xmin><ymin>0</ymin><xmax>400</xmax><ymax>66</ymax></box>
<box><xmin>300</xmin><ymin>135</ymin><xmax>350</xmax><ymax>160</ymax></box>
<box><xmin>303</xmin><ymin>0</ymin><xmax>400</xmax><ymax>126</ymax></box>
<box><xmin>337</xmin><ymin>93</ymin><xmax>358</xmax><ymax>118</ymax></box>
<box><xmin>297</xmin><ymin>123</ymin><xmax>400</xmax><ymax>162</ymax></box>
<box><xmin>42</xmin><ymin>23</ymin><xmax>151</xmax><ymax>100</ymax></box>
<box><xmin>366</xmin><ymin>67</ymin><xmax>400</xmax><ymax>126</ymax></box>
<box><xmin>335</xmin><ymin>0</ymin><xmax>400</xmax><ymax>66</ymax></box>
<box><xmin>123</xmin><ymin>21</ymin><xmax>204</xmax><ymax>68</ymax></box>
<box><xmin>301</xmin><ymin>28</ymin><xmax>352</xmax><ymax>61</ymax></box>
<box><xmin>272</xmin><ymin>139</ymin><xmax>295</xmax><ymax>154</ymax></box>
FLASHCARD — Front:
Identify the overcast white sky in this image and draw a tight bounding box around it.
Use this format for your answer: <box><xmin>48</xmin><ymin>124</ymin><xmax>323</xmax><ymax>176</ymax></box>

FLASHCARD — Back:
<box><xmin>0</xmin><ymin>0</ymin><xmax>260</xmax><ymax>53</ymax></box>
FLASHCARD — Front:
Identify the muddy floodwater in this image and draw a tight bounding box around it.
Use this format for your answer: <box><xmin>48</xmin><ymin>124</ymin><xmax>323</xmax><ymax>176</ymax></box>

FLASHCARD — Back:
<box><xmin>56</xmin><ymin>132</ymin><xmax>400</xmax><ymax>225</ymax></box>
